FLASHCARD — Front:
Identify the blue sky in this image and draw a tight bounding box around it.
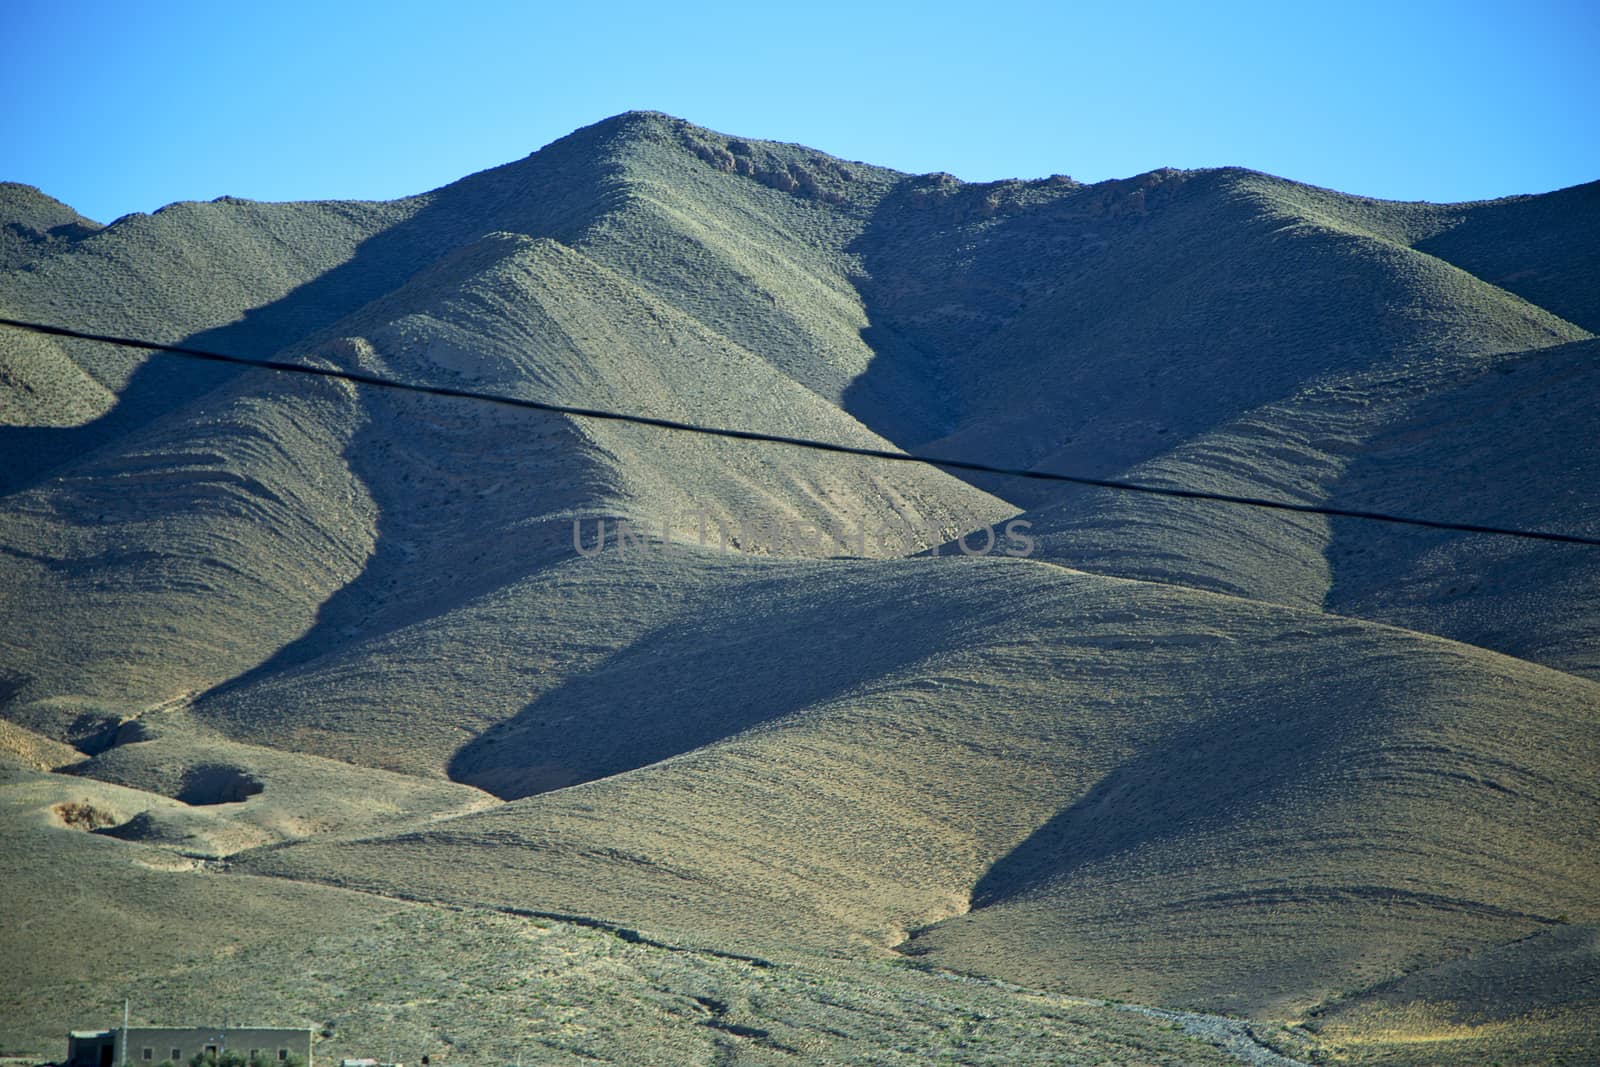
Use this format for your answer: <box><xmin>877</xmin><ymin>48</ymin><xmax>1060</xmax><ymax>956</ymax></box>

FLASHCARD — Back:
<box><xmin>3</xmin><ymin>0</ymin><xmax>1596</xmax><ymax>223</ymax></box>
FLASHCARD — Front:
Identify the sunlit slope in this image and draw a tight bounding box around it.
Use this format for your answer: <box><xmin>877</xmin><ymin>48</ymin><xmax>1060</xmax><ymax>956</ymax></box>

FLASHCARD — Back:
<box><xmin>0</xmin><ymin>716</ymin><xmax>79</xmax><ymax>770</ymax></box>
<box><xmin>1297</xmin><ymin>921</ymin><xmax>1600</xmax><ymax>1066</ymax></box>
<box><xmin>0</xmin><ymin>370</ymin><xmax>375</xmax><ymax>742</ymax></box>
<box><xmin>0</xmin><ymin>182</ymin><xmax>101</xmax><ymax>270</ymax></box>
<box><xmin>0</xmin><ymin>193</ymin><xmax>408</xmax><ymax>370</ymax></box>
<box><xmin>301</xmin><ymin>226</ymin><xmax>1009</xmax><ymax>549</ymax></box>
<box><xmin>55</xmin><ymin>714</ymin><xmax>495</xmax><ymax>854</ymax></box>
<box><xmin>1140</xmin><ymin>172</ymin><xmax>1600</xmax><ymax>332</ymax></box>
<box><xmin>0</xmin><ymin>194</ymin><xmax>415</xmax><ymax>491</ymax></box>
<box><xmin>0</xmin><ymin>215</ymin><xmax>1006</xmax><ymax>748</ymax></box>
<box><xmin>238</xmin><ymin>554</ymin><xmax>1600</xmax><ymax>1018</ymax></box>
<box><xmin>0</xmin><ymin>112</ymin><xmax>771</xmax><ymax>490</ymax></box>
<box><xmin>0</xmin><ymin>327</ymin><xmax>114</xmax><ymax>427</ymax></box>
<box><xmin>564</xmin><ymin>115</ymin><xmax>901</xmax><ymax>405</ymax></box>
<box><xmin>0</xmin><ymin>760</ymin><xmax>416</xmax><ymax>1047</ymax></box>
<box><xmin>0</xmin><ymin>109</ymin><xmax>661</xmax><ymax>410</ymax></box>
<box><xmin>0</xmin><ymin>761</ymin><xmax>1241</xmax><ymax>1067</ymax></box>
<box><xmin>899</xmin><ymin>624</ymin><xmax>1600</xmax><ymax>1018</ymax></box>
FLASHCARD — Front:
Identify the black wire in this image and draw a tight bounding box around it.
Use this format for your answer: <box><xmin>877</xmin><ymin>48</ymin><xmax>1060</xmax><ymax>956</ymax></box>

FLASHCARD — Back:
<box><xmin>3</xmin><ymin>314</ymin><xmax>1597</xmax><ymax>547</ymax></box>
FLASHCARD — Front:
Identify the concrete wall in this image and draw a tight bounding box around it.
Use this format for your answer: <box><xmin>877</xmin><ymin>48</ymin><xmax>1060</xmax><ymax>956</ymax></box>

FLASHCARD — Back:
<box><xmin>89</xmin><ymin>1028</ymin><xmax>313</xmax><ymax>1067</ymax></box>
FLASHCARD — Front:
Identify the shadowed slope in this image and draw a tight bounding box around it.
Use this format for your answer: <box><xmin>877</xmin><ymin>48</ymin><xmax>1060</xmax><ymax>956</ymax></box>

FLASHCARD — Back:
<box><xmin>1000</xmin><ymin>336</ymin><xmax>1600</xmax><ymax>677</ymax></box>
<box><xmin>1414</xmin><ymin>179</ymin><xmax>1600</xmax><ymax>332</ymax></box>
<box><xmin>1324</xmin><ymin>337</ymin><xmax>1600</xmax><ymax>676</ymax></box>
<box><xmin>909</xmin><ymin>171</ymin><xmax>1597</xmax><ymax>673</ymax></box>
<box><xmin>183</xmin><ymin>554</ymin><xmax>735</xmax><ymax>779</ymax></box>
<box><xmin>848</xmin><ymin>168</ymin><xmax>1584</xmax><ymax>510</ymax></box>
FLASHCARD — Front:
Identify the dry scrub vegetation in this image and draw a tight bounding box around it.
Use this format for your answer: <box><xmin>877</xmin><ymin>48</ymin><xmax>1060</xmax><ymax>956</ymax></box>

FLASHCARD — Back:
<box><xmin>2</xmin><ymin>112</ymin><xmax>1597</xmax><ymax>1065</ymax></box>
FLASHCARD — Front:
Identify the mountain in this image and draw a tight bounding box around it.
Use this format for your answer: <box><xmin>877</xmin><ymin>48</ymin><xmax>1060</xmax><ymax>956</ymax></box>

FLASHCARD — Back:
<box><xmin>2</xmin><ymin>111</ymin><xmax>1596</xmax><ymax>1067</ymax></box>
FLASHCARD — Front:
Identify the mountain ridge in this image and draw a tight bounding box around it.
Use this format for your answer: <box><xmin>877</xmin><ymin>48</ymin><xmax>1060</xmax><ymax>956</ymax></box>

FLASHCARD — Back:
<box><xmin>3</xmin><ymin>111</ymin><xmax>1597</xmax><ymax>1066</ymax></box>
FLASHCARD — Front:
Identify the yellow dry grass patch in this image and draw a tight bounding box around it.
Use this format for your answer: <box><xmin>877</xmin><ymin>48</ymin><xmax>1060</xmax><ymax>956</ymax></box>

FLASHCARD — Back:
<box><xmin>1334</xmin><ymin>1004</ymin><xmax>1515</xmax><ymax>1045</ymax></box>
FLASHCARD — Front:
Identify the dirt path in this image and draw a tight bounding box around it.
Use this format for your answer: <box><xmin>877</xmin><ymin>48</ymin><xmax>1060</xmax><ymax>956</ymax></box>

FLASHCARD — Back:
<box><xmin>1106</xmin><ymin>1002</ymin><xmax>1308</xmax><ymax>1067</ymax></box>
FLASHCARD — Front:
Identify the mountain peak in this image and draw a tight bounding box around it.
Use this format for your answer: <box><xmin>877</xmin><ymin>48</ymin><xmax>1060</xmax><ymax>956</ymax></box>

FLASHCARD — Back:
<box><xmin>0</xmin><ymin>182</ymin><xmax>103</xmax><ymax>269</ymax></box>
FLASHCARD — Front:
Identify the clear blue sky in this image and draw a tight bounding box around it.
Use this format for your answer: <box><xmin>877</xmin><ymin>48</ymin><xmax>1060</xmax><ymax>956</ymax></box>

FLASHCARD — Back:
<box><xmin>3</xmin><ymin>0</ymin><xmax>1596</xmax><ymax>223</ymax></box>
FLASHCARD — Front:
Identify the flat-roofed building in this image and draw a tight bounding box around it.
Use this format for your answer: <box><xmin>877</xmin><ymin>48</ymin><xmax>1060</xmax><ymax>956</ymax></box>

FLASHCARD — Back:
<box><xmin>66</xmin><ymin>1027</ymin><xmax>313</xmax><ymax>1067</ymax></box>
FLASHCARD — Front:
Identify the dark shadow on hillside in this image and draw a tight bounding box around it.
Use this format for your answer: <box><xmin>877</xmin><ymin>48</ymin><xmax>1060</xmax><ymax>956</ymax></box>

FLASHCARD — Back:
<box><xmin>447</xmin><ymin>562</ymin><xmax>988</xmax><ymax>799</ymax></box>
<box><xmin>839</xmin><ymin>174</ymin><xmax>1080</xmax><ymax>464</ymax></box>
<box><xmin>198</xmin><ymin>415</ymin><xmax>608</xmax><ymax>706</ymax></box>
<box><xmin>841</xmin><ymin>165</ymin><xmax>1493</xmax><ymax>522</ymax></box>
<box><xmin>1321</xmin><ymin>338</ymin><xmax>1600</xmax><ymax>677</ymax></box>
<box><xmin>1</xmin><ymin>322</ymin><xmax>249</xmax><ymax>495</ymax></box>
<box><xmin>1413</xmin><ymin>180</ymin><xmax>1600</xmax><ymax>333</ymax></box>
<box><xmin>838</xmin><ymin>169</ymin><xmax>1224</xmax><ymax>510</ymax></box>
<box><xmin>963</xmin><ymin>653</ymin><xmax>1405</xmax><ymax>911</ymax></box>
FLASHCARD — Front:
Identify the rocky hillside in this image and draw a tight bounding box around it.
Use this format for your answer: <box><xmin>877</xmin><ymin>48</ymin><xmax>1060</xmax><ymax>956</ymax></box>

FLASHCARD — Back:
<box><xmin>2</xmin><ymin>112</ymin><xmax>1596</xmax><ymax>1067</ymax></box>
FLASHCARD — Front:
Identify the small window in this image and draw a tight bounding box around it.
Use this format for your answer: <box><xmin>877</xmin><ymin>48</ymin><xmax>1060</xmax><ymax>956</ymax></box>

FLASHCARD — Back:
<box><xmin>249</xmin><ymin>1053</ymin><xmax>260</xmax><ymax>1062</ymax></box>
<box><xmin>278</xmin><ymin>1052</ymin><xmax>288</xmax><ymax>1062</ymax></box>
<box><xmin>172</xmin><ymin>1051</ymin><xmax>182</xmax><ymax>1062</ymax></box>
<box><xmin>142</xmin><ymin>1050</ymin><xmax>153</xmax><ymax>1062</ymax></box>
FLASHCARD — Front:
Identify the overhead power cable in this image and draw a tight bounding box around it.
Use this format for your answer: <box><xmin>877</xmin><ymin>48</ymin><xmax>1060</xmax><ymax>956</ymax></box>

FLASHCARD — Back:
<box><xmin>2</xmin><ymin>315</ymin><xmax>1597</xmax><ymax>547</ymax></box>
